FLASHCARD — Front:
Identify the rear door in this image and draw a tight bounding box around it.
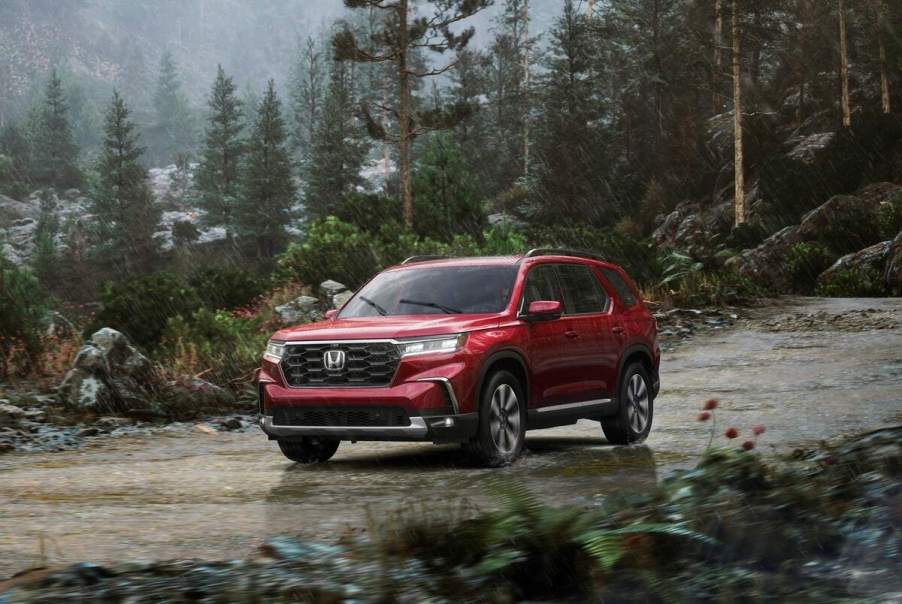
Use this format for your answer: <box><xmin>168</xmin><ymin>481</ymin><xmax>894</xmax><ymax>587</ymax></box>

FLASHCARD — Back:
<box><xmin>555</xmin><ymin>263</ymin><xmax>618</xmax><ymax>404</ymax></box>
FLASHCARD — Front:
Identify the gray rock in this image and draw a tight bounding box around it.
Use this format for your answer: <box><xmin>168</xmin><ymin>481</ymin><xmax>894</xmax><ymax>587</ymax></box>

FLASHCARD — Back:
<box><xmin>319</xmin><ymin>280</ymin><xmax>348</xmax><ymax>295</ymax></box>
<box><xmin>331</xmin><ymin>290</ymin><xmax>353</xmax><ymax>310</ymax></box>
<box><xmin>817</xmin><ymin>241</ymin><xmax>892</xmax><ymax>288</ymax></box>
<box><xmin>0</xmin><ymin>403</ymin><xmax>26</xmax><ymax>427</ymax></box>
<box><xmin>274</xmin><ymin>295</ymin><xmax>321</xmax><ymax>325</ymax></box>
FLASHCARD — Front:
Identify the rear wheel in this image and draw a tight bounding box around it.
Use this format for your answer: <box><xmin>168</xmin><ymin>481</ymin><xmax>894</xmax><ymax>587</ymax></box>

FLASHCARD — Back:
<box><xmin>467</xmin><ymin>370</ymin><xmax>526</xmax><ymax>467</ymax></box>
<box><xmin>277</xmin><ymin>437</ymin><xmax>340</xmax><ymax>463</ymax></box>
<box><xmin>601</xmin><ymin>362</ymin><xmax>653</xmax><ymax>445</ymax></box>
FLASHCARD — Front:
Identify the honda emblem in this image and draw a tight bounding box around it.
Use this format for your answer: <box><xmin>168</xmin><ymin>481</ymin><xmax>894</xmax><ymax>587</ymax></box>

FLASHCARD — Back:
<box><xmin>323</xmin><ymin>349</ymin><xmax>346</xmax><ymax>371</ymax></box>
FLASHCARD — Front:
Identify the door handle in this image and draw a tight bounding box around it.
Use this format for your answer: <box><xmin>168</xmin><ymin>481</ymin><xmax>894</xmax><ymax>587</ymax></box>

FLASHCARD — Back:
<box><xmin>612</xmin><ymin>326</ymin><xmax>625</xmax><ymax>335</ymax></box>
<box><xmin>565</xmin><ymin>330</ymin><xmax>579</xmax><ymax>339</ymax></box>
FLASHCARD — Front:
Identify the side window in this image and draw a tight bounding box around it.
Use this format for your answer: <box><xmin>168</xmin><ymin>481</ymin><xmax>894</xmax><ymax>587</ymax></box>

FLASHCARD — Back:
<box><xmin>557</xmin><ymin>264</ymin><xmax>609</xmax><ymax>314</ymax></box>
<box><xmin>600</xmin><ymin>267</ymin><xmax>637</xmax><ymax>307</ymax></box>
<box><xmin>521</xmin><ymin>264</ymin><xmax>561</xmax><ymax>310</ymax></box>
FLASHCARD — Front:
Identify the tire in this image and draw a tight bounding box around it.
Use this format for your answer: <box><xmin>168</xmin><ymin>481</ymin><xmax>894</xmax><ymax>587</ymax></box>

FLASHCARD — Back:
<box><xmin>467</xmin><ymin>370</ymin><xmax>526</xmax><ymax>467</ymax></box>
<box><xmin>277</xmin><ymin>437</ymin><xmax>340</xmax><ymax>463</ymax></box>
<box><xmin>601</xmin><ymin>362</ymin><xmax>654</xmax><ymax>445</ymax></box>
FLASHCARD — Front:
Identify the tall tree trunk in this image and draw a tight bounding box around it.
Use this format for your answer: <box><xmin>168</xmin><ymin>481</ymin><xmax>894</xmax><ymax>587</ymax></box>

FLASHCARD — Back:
<box><xmin>523</xmin><ymin>0</ymin><xmax>530</xmax><ymax>180</ymax></box>
<box><xmin>587</xmin><ymin>0</ymin><xmax>594</xmax><ymax>18</ymax></box>
<box><xmin>398</xmin><ymin>0</ymin><xmax>413</xmax><ymax>228</ymax></box>
<box><xmin>877</xmin><ymin>0</ymin><xmax>891</xmax><ymax>114</ymax></box>
<box><xmin>714</xmin><ymin>0</ymin><xmax>723</xmax><ymax>113</ymax></box>
<box><xmin>382</xmin><ymin>67</ymin><xmax>391</xmax><ymax>185</ymax></box>
<box><xmin>732</xmin><ymin>0</ymin><xmax>745</xmax><ymax>226</ymax></box>
<box><xmin>796</xmin><ymin>0</ymin><xmax>810</xmax><ymax>126</ymax></box>
<box><xmin>839</xmin><ymin>0</ymin><xmax>851</xmax><ymax>127</ymax></box>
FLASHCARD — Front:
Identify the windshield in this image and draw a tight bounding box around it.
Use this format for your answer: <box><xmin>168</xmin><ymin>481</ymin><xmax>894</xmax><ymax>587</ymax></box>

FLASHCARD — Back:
<box><xmin>339</xmin><ymin>265</ymin><xmax>518</xmax><ymax>318</ymax></box>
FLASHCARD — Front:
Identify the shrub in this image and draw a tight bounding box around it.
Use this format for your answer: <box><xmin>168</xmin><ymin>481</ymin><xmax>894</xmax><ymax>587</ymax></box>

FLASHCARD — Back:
<box><xmin>658</xmin><ymin>250</ymin><xmax>762</xmax><ymax>305</ymax></box>
<box><xmin>726</xmin><ymin>222</ymin><xmax>768</xmax><ymax>251</ymax></box>
<box><xmin>0</xmin><ymin>259</ymin><xmax>51</xmax><ymax>377</ymax></box>
<box><xmin>816</xmin><ymin>201</ymin><xmax>883</xmax><ymax>257</ymax></box>
<box><xmin>331</xmin><ymin>192</ymin><xmax>402</xmax><ymax>234</ymax></box>
<box><xmin>276</xmin><ymin>216</ymin><xmax>381</xmax><ymax>288</ymax></box>
<box><xmin>93</xmin><ymin>272</ymin><xmax>201</xmax><ymax>349</ymax></box>
<box><xmin>877</xmin><ymin>195</ymin><xmax>902</xmax><ymax>241</ymax></box>
<box><xmin>188</xmin><ymin>266</ymin><xmax>266</xmax><ymax>311</ymax></box>
<box><xmin>160</xmin><ymin>309</ymin><xmax>268</xmax><ymax>388</ymax></box>
<box><xmin>786</xmin><ymin>242</ymin><xmax>836</xmax><ymax>294</ymax></box>
<box><xmin>815</xmin><ymin>267</ymin><xmax>887</xmax><ymax>297</ymax></box>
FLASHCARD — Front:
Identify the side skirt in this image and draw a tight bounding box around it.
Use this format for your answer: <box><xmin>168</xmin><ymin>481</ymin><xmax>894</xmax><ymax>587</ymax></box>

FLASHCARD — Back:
<box><xmin>527</xmin><ymin>398</ymin><xmax>617</xmax><ymax>430</ymax></box>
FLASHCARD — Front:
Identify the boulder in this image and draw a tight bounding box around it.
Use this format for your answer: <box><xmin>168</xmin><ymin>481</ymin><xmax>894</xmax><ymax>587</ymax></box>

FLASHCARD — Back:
<box><xmin>816</xmin><ymin>241</ymin><xmax>892</xmax><ymax>289</ymax></box>
<box><xmin>319</xmin><ymin>280</ymin><xmax>348</xmax><ymax>296</ymax></box>
<box><xmin>884</xmin><ymin>231</ymin><xmax>902</xmax><ymax>294</ymax></box>
<box><xmin>730</xmin><ymin>183</ymin><xmax>902</xmax><ymax>291</ymax></box>
<box><xmin>57</xmin><ymin>328</ymin><xmax>236</xmax><ymax>419</ymax></box>
<box><xmin>274</xmin><ymin>295</ymin><xmax>321</xmax><ymax>325</ymax></box>
<box><xmin>0</xmin><ymin>402</ymin><xmax>26</xmax><ymax>427</ymax></box>
<box><xmin>332</xmin><ymin>290</ymin><xmax>353</xmax><ymax>310</ymax></box>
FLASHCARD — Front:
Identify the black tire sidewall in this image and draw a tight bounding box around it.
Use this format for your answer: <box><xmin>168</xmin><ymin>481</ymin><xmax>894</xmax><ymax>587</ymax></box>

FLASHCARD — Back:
<box><xmin>474</xmin><ymin>369</ymin><xmax>526</xmax><ymax>466</ymax></box>
<box><xmin>616</xmin><ymin>362</ymin><xmax>654</xmax><ymax>443</ymax></box>
<box><xmin>278</xmin><ymin>437</ymin><xmax>339</xmax><ymax>463</ymax></box>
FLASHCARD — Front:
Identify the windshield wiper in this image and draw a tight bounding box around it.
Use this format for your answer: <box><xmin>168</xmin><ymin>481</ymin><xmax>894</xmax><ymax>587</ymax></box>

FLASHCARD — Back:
<box><xmin>398</xmin><ymin>299</ymin><xmax>463</xmax><ymax>314</ymax></box>
<box><xmin>358</xmin><ymin>295</ymin><xmax>388</xmax><ymax>316</ymax></box>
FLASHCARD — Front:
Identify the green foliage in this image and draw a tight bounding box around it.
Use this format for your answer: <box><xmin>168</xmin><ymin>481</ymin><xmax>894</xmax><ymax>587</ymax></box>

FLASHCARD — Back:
<box><xmin>0</xmin><ymin>123</ymin><xmax>31</xmax><ymax>197</ymax></box>
<box><xmin>149</xmin><ymin>51</ymin><xmax>196</xmax><ymax>165</ymax></box>
<box><xmin>412</xmin><ymin>133</ymin><xmax>484</xmax><ymax>240</ymax></box>
<box><xmin>659</xmin><ymin>250</ymin><xmax>762</xmax><ymax>305</ymax></box>
<box><xmin>330</xmin><ymin>193</ymin><xmax>402</xmax><ymax>234</ymax></box>
<box><xmin>815</xmin><ymin>267</ymin><xmax>888</xmax><ymax>298</ymax></box>
<box><xmin>725</xmin><ymin>222</ymin><xmax>769</xmax><ymax>251</ymax></box>
<box><xmin>526</xmin><ymin>225</ymin><xmax>661</xmax><ymax>286</ymax></box>
<box><xmin>786</xmin><ymin>242</ymin><xmax>836</xmax><ymax>294</ymax></box>
<box><xmin>171</xmin><ymin>220</ymin><xmax>200</xmax><ymax>247</ymax></box>
<box><xmin>161</xmin><ymin>308</ymin><xmax>268</xmax><ymax>387</ymax></box>
<box><xmin>188</xmin><ymin>266</ymin><xmax>265</xmax><ymax>311</ymax></box>
<box><xmin>195</xmin><ymin>65</ymin><xmax>244</xmax><ymax>237</ymax></box>
<box><xmin>30</xmin><ymin>70</ymin><xmax>81</xmax><ymax>189</ymax></box>
<box><xmin>92</xmin><ymin>91</ymin><xmax>161</xmax><ymax>276</ymax></box>
<box><xmin>93</xmin><ymin>272</ymin><xmax>201</xmax><ymax>349</ymax></box>
<box><xmin>0</xmin><ymin>257</ymin><xmax>50</xmax><ymax>377</ymax></box>
<box><xmin>877</xmin><ymin>195</ymin><xmax>902</xmax><ymax>240</ymax></box>
<box><xmin>276</xmin><ymin>216</ymin><xmax>381</xmax><ymax>288</ymax></box>
<box><xmin>303</xmin><ymin>62</ymin><xmax>369</xmax><ymax>219</ymax></box>
<box><xmin>237</xmin><ymin>80</ymin><xmax>295</xmax><ymax>260</ymax></box>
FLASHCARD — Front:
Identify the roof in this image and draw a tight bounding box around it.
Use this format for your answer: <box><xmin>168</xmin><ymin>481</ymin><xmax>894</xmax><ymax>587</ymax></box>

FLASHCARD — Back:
<box><xmin>388</xmin><ymin>250</ymin><xmax>612</xmax><ymax>271</ymax></box>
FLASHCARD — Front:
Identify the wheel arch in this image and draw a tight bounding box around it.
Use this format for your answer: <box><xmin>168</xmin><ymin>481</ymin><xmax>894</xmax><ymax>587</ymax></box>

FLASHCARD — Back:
<box><xmin>476</xmin><ymin>349</ymin><xmax>530</xmax><ymax>411</ymax></box>
<box><xmin>617</xmin><ymin>344</ymin><xmax>655</xmax><ymax>401</ymax></box>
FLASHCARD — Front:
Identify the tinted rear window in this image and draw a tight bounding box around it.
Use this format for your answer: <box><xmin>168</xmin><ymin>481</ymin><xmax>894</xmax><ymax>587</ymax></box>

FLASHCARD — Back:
<box><xmin>600</xmin><ymin>267</ymin><xmax>637</xmax><ymax>307</ymax></box>
<box><xmin>557</xmin><ymin>264</ymin><xmax>609</xmax><ymax>314</ymax></box>
<box><xmin>339</xmin><ymin>265</ymin><xmax>518</xmax><ymax>317</ymax></box>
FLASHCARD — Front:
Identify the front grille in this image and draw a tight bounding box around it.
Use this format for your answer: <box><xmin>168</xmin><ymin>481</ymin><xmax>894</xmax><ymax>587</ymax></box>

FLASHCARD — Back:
<box><xmin>272</xmin><ymin>406</ymin><xmax>410</xmax><ymax>427</ymax></box>
<box><xmin>280</xmin><ymin>342</ymin><xmax>400</xmax><ymax>387</ymax></box>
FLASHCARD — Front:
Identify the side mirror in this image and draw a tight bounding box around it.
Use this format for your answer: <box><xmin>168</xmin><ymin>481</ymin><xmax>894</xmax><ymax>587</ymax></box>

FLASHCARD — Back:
<box><xmin>324</xmin><ymin>309</ymin><xmax>339</xmax><ymax>320</ymax></box>
<box><xmin>525</xmin><ymin>300</ymin><xmax>563</xmax><ymax>321</ymax></box>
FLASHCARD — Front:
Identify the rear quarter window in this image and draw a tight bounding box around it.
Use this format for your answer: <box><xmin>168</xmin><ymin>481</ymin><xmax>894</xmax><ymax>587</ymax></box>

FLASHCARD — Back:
<box><xmin>600</xmin><ymin>267</ymin><xmax>638</xmax><ymax>308</ymax></box>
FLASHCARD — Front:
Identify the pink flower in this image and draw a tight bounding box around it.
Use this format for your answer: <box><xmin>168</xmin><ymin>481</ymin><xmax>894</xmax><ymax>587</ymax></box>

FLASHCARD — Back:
<box><xmin>725</xmin><ymin>427</ymin><xmax>739</xmax><ymax>439</ymax></box>
<box><xmin>698</xmin><ymin>412</ymin><xmax>711</xmax><ymax>422</ymax></box>
<box><xmin>752</xmin><ymin>425</ymin><xmax>766</xmax><ymax>436</ymax></box>
<box><xmin>741</xmin><ymin>440</ymin><xmax>755</xmax><ymax>451</ymax></box>
<box><xmin>703</xmin><ymin>399</ymin><xmax>718</xmax><ymax>411</ymax></box>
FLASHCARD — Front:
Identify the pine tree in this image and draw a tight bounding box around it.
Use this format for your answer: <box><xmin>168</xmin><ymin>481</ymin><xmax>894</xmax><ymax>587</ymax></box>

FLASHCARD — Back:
<box><xmin>92</xmin><ymin>91</ymin><xmax>161</xmax><ymax>276</ymax></box>
<box><xmin>237</xmin><ymin>80</ymin><xmax>295</xmax><ymax>260</ymax></box>
<box><xmin>304</xmin><ymin>61</ymin><xmax>370</xmax><ymax>219</ymax></box>
<box><xmin>151</xmin><ymin>51</ymin><xmax>195</xmax><ymax>165</ymax></box>
<box><xmin>195</xmin><ymin>65</ymin><xmax>244</xmax><ymax>239</ymax></box>
<box><xmin>288</xmin><ymin>36</ymin><xmax>327</xmax><ymax>166</ymax></box>
<box><xmin>31</xmin><ymin>194</ymin><xmax>60</xmax><ymax>287</ymax></box>
<box><xmin>31</xmin><ymin>70</ymin><xmax>81</xmax><ymax>189</ymax></box>
<box><xmin>0</xmin><ymin>123</ymin><xmax>31</xmax><ymax>197</ymax></box>
<box><xmin>333</xmin><ymin>0</ymin><xmax>492</xmax><ymax>229</ymax></box>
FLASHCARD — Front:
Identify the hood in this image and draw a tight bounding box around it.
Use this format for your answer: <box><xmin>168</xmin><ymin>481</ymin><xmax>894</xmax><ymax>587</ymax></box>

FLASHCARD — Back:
<box><xmin>272</xmin><ymin>314</ymin><xmax>503</xmax><ymax>342</ymax></box>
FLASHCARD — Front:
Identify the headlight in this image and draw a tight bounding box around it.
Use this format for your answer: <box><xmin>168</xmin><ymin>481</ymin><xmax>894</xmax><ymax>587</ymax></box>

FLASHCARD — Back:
<box><xmin>398</xmin><ymin>333</ymin><xmax>467</xmax><ymax>357</ymax></box>
<box><xmin>264</xmin><ymin>340</ymin><xmax>285</xmax><ymax>361</ymax></box>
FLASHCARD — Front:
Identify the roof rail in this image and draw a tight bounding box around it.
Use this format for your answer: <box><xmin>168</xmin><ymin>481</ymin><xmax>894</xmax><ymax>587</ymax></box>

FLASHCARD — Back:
<box><xmin>522</xmin><ymin>248</ymin><xmax>606</xmax><ymax>262</ymax></box>
<box><xmin>401</xmin><ymin>255</ymin><xmax>449</xmax><ymax>265</ymax></box>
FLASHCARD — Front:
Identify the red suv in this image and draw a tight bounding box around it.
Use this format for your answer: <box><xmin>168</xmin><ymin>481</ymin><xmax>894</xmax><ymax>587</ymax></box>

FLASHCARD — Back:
<box><xmin>258</xmin><ymin>249</ymin><xmax>660</xmax><ymax>466</ymax></box>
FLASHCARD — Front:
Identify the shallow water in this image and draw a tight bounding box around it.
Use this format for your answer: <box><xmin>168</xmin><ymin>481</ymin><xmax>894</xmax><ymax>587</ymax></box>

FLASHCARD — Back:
<box><xmin>1</xmin><ymin>297</ymin><xmax>900</xmax><ymax>575</ymax></box>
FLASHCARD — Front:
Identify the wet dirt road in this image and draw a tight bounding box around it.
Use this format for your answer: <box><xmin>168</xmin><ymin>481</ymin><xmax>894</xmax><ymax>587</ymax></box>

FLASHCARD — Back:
<box><xmin>1</xmin><ymin>297</ymin><xmax>900</xmax><ymax>575</ymax></box>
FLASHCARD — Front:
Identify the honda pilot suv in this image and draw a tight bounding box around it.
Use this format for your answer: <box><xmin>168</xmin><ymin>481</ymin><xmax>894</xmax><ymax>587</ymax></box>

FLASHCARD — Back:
<box><xmin>258</xmin><ymin>249</ymin><xmax>660</xmax><ymax>466</ymax></box>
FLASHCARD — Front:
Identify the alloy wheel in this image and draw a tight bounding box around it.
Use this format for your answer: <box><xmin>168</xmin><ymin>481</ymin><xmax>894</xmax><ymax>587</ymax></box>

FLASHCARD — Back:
<box><xmin>626</xmin><ymin>373</ymin><xmax>650</xmax><ymax>433</ymax></box>
<box><xmin>489</xmin><ymin>383</ymin><xmax>521</xmax><ymax>454</ymax></box>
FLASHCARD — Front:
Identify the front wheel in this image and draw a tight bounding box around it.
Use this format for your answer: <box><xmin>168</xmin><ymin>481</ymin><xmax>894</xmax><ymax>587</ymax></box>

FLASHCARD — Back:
<box><xmin>466</xmin><ymin>370</ymin><xmax>526</xmax><ymax>467</ymax></box>
<box><xmin>277</xmin><ymin>437</ymin><xmax>340</xmax><ymax>463</ymax></box>
<box><xmin>601</xmin><ymin>362</ymin><xmax>654</xmax><ymax>445</ymax></box>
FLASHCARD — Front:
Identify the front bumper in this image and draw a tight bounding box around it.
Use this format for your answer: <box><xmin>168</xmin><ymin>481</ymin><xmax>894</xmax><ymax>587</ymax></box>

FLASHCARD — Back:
<box><xmin>260</xmin><ymin>412</ymin><xmax>478</xmax><ymax>443</ymax></box>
